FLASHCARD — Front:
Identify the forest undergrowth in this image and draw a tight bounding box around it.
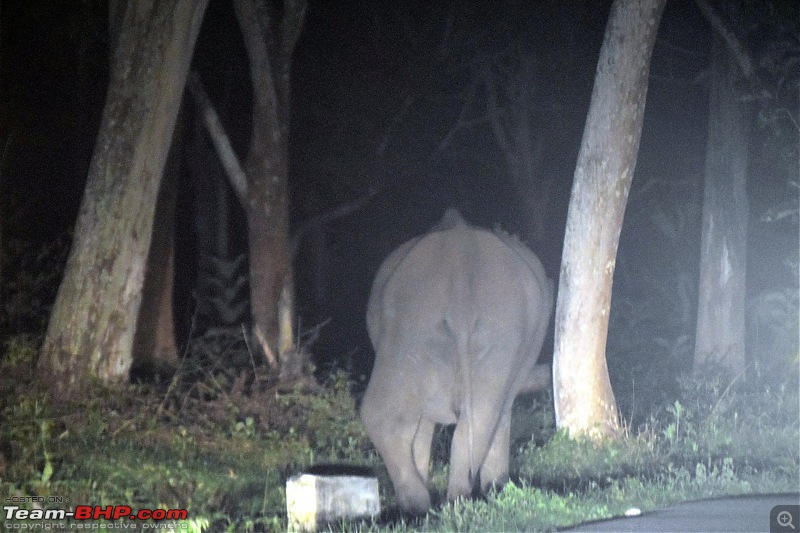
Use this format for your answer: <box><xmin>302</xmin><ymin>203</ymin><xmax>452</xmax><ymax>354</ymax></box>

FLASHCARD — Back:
<box><xmin>1</xmin><ymin>332</ymin><xmax>797</xmax><ymax>532</ymax></box>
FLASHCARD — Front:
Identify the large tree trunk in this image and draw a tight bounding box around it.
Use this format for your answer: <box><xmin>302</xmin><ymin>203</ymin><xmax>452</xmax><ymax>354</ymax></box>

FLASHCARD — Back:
<box><xmin>131</xmin><ymin>112</ymin><xmax>183</xmax><ymax>378</ymax></box>
<box><xmin>1</xmin><ymin>0</ymin><xmax>5</xmax><ymax>297</ymax></box>
<box><xmin>38</xmin><ymin>0</ymin><xmax>208</xmax><ymax>395</ymax></box>
<box><xmin>693</xmin><ymin>37</ymin><xmax>748</xmax><ymax>375</ymax></box>
<box><xmin>233</xmin><ymin>0</ymin><xmax>306</xmax><ymax>379</ymax></box>
<box><xmin>131</xmin><ymin>173</ymin><xmax>179</xmax><ymax>377</ymax></box>
<box><xmin>553</xmin><ymin>0</ymin><xmax>666</xmax><ymax>439</ymax></box>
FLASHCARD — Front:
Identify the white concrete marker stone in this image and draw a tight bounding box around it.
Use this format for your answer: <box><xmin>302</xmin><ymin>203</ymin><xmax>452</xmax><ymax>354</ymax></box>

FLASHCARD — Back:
<box><xmin>286</xmin><ymin>466</ymin><xmax>380</xmax><ymax>532</ymax></box>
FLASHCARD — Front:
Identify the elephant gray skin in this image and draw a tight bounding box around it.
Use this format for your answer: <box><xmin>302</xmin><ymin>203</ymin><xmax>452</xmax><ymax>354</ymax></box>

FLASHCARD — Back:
<box><xmin>360</xmin><ymin>208</ymin><xmax>554</xmax><ymax>513</ymax></box>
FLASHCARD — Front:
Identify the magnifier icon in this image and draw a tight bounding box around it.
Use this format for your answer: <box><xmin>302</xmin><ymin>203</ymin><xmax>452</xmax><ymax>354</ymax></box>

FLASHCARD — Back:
<box><xmin>778</xmin><ymin>510</ymin><xmax>796</xmax><ymax>530</ymax></box>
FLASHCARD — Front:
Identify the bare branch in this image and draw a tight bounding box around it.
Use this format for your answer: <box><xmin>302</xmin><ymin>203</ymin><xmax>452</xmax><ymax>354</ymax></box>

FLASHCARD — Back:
<box><xmin>282</xmin><ymin>0</ymin><xmax>308</xmax><ymax>58</ymax></box>
<box><xmin>693</xmin><ymin>0</ymin><xmax>771</xmax><ymax>101</ymax></box>
<box><xmin>186</xmin><ymin>71</ymin><xmax>250</xmax><ymax>204</ymax></box>
<box><xmin>432</xmin><ymin>77</ymin><xmax>481</xmax><ymax>159</ymax></box>
<box><xmin>252</xmin><ymin>323</ymin><xmax>278</xmax><ymax>368</ymax></box>
<box><xmin>299</xmin><ymin>317</ymin><xmax>331</xmax><ymax>347</ymax></box>
<box><xmin>290</xmin><ymin>184</ymin><xmax>381</xmax><ymax>256</ymax></box>
<box><xmin>377</xmin><ymin>93</ymin><xmax>417</xmax><ymax>156</ymax></box>
<box><xmin>482</xmin><ymin>61</ymin><xmax>515</xmax><ymax>169</ymax></box>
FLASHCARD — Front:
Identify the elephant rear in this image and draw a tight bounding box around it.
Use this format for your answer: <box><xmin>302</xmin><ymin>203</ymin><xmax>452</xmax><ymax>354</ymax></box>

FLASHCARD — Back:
<box><xmin>361</xmin><ymin>209</ymin><xmax>553</xmax><ymax>513</ymax></box>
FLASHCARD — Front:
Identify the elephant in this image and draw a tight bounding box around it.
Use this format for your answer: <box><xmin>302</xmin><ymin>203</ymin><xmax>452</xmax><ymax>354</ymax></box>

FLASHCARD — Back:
<box><xmin>360</xmin><ymin>208</ymin><xmax>554</xmax><ymax>513</ymax></box>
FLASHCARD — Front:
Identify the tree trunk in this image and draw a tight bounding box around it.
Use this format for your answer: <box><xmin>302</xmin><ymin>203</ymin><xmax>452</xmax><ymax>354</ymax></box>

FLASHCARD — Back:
<box><xmin>0</xmin><ymin>138</ymin><xmax>6</xmax><ymax>298</ymax></box>
<box><xmin>38</xmin><ymin>0</ymin><xmax>208</xmax><ymax>395</ymax></box>
<box><xmin>131</xmin><ymin>111</ymin><xmax>183</xmax><ymax>378</ymax></box>
<box><xmin>1</xmin><ymin>0</ymin><xmax>3</xmax><ymax>299</ymax></box>
<box><xmin>233</xmin><ymin>0</ymin><xmax>306</xmax><ymax>379</ymax></box>
<box><xmin>553</xmin><ymin>0</ymin><xmax>666</xmax><ymax>439</ymax></box>
<box><xmin>131</xmin><ymin>176</ymin><xmax>179</xmax><ymax>377</ymax></box>
<box><xmin>693</xmin><ymin>37</ymin><xmax>748</xmax><ymax>375</ymax></box>
<box><xmin>1</xmin><ymin>1</ymin><xmax>5</xmax><ymax>297</ymax></box>
<box><xmin>484</xmin><ymin>55</ymin><xmax>550</xmax><ymax>248</ymax></box>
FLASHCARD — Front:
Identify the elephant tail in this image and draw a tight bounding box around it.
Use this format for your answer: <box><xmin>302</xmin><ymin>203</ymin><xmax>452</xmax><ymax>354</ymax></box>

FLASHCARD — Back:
<box><xmin>457</xmin><ymin>326</ymin><xmax>477</xmax><ymax>493</ymax></box>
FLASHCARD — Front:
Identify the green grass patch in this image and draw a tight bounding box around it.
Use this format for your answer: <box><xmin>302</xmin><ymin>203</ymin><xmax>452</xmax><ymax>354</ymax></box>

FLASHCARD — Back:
<box><xmin>1</xmin><ymin>337</ymin><xmax>797</xmax><ymax>532</ymax></box>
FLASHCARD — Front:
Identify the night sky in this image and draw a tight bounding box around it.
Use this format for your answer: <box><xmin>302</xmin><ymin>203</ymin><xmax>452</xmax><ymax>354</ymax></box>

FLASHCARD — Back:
<box><xmin>1</xmin><ymin>0</ymin><xmax>797</xmax><ymax>414</ymax></box>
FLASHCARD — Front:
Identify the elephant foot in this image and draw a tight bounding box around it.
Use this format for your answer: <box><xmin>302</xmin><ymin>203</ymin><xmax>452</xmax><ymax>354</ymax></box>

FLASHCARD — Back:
<box><xmin>446</xmin><ymin>475</ymin><xmax>475</xmax><ymax>503</ymax></box>
<box><xmin>396</xmin><ymin>486</ymin><xmax>431</xmax><ymax>515</ymax></box>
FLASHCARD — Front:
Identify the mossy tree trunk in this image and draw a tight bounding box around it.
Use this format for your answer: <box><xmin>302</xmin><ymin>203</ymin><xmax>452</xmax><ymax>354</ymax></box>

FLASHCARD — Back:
<box><xmin>553</xmin><ymin>0</ymin><xmax>666</xmax><ymax>439</ymax></box>
<box><xmin>38</xmin><ymin>0</ymin><xmax>208</xmax><ymax>395</ymax></box>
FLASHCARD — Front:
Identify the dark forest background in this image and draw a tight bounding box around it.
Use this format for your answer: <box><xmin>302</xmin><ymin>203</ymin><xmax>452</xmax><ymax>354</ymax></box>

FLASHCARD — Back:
<box><xmin>1</xmin><ymin>0</ymin><xmax>797</xmax><ymax>419</ymax></box>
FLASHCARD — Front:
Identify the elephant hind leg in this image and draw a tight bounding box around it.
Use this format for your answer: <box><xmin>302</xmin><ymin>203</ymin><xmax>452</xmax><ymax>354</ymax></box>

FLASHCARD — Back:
<box><xmin>447</xmin><ymin>420</ymin><xmax>479</xmax><ymax>501</ymax></box>
<box><xmin>412</xmin><ymin>418</ymin><xmax>435</xmax><ymax>487</ymax></box>
<box><xmin>447</xmin><ymin>395</ymin><xmax>512</xmax><ymax>502</ymax></box>
<box><xmin>478</xmin><ymin>408</ymin><xmax>512</xmax><ymax>494</ymax></box>
<box><xmin>361</xmin><ymin>397</ymin><xmax>431</xmax><ymax>513</ymax></box>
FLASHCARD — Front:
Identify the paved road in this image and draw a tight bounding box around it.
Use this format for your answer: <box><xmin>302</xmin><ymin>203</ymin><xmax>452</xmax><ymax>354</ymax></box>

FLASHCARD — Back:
<box><xmin>563</xmin><ymin>493</ymin><xmax>800</xmax><ymax>532</ymax></box>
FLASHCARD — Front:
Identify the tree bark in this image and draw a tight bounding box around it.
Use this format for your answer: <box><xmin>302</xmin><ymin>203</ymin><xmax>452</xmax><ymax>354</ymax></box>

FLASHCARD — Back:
<box><xmin>131</xmin><ymin>112</ymin><xmax>183</xmax><ymax>377</ymax></box>
<box><xmin>38</xmin><ymin>0</ymin><xmax>208</xmax><ymax>395</ymax></box>
<box><xmin>232</xmin><ymin>0</ymin><xmax>306</xmax><ymax>378</ymax></box>
<box><xmin>553</xmin><ymin>0</ymin><xmax>666</xmax><ymax>438</ymax></box>
<box><xmin>1</xmin><ymin>2</ymin><xmax>5</xmax><ymax>297</ymax></box>
<box><xmin>693</xmin><ymin>37</ymin><xmax>748</xmax><ymax>375</ymax></box>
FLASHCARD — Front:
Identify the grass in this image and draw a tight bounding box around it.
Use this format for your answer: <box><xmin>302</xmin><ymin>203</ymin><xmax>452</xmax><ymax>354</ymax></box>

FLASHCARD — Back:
<box><xmin>1</xmin><ymin>334</ymin><xmax>798</xmax><ymax>532</ymax></box>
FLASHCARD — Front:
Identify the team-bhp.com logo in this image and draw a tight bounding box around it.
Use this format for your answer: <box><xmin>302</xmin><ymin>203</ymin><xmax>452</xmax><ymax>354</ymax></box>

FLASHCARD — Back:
<box><xmin>4</xmin><ymin>504</ymin><xmax>188</xmax><ymax>526</ymax></box>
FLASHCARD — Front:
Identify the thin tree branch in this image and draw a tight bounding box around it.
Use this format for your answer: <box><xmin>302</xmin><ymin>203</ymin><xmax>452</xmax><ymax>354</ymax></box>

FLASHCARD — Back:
<box><xmin>694</xmin><ymin>0</ymin><xmax>773</xmax><ymax>102</ymax></box>
<box><xmin>377</xmin><ymin>93</ymin><xmax>417</xmax><ymax>156</ymax></box>
<box><xmin>282</xmin><ymin>0</ymin><xmax>308</xmax><ymax>59</ymax></box>
<box><xmin>693</xmin><ymin>0</ymin><xmax>754</xmax><ymax>80</ymax></box>
<box><xmin>290</xmin><ymin>184</ymin><xmax>381</xmax><ymax>256</ymax></box>
<box><xmin>431</xmin><ymin>77</ymin><xmax>481</xmax><ymax>159</ymax></box>
<box><xmin>186</xmin><ymin>71</ymin><xmax>250</xmax><ymax>204</ymax></box>
<box><xmin>482</xmin><ymin>61</ymin><xmax>515</xmax><ymax>170</ymax></box>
